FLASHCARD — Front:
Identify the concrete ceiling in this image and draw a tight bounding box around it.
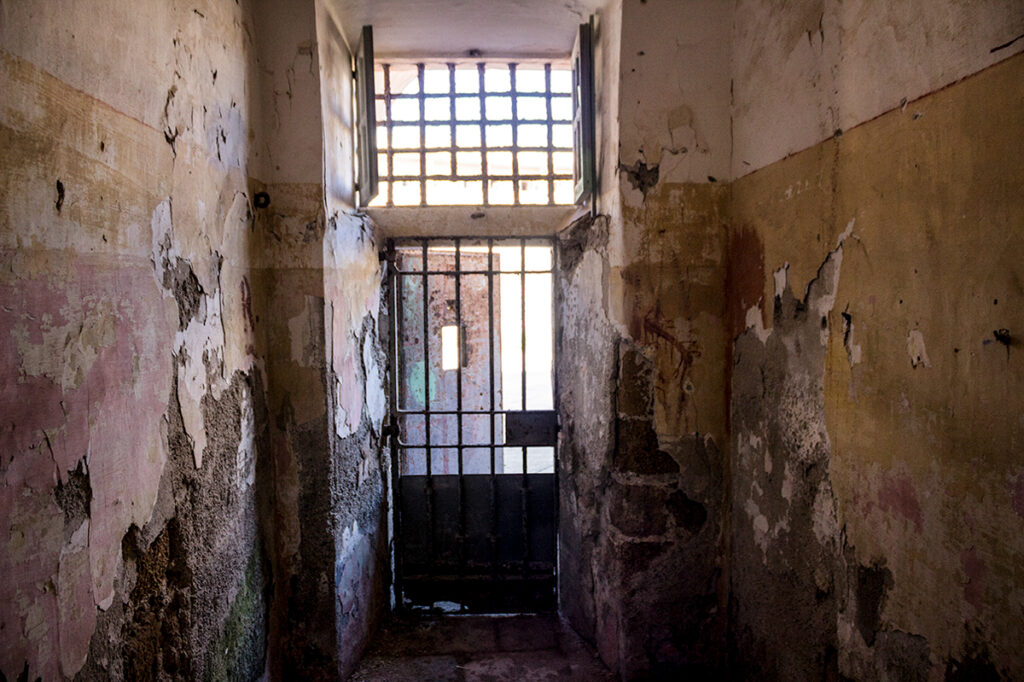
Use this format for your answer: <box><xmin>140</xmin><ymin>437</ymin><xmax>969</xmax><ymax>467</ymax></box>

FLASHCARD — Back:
<box><xmin>329</xmin><ymin>0</ymin><xmax>606</xmax><ymax>59</ymax></box>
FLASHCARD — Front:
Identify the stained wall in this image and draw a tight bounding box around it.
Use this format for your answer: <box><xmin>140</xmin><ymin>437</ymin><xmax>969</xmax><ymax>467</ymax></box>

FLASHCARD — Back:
<box><xmin>561</xmin><ymin>0</ymin><xmax>1024</xmax><ymax>679</ymax></box>
<box><xmin>1</xmin><ymin>0</ymin><xmax>269</xmax><ymax>677</ymax></box>
<box><xmin>558</xmin><ymin>0</ymin><xmax>732</xmax><ymax>677</ymax></box>
<box><xmin>728</xmin><ymin>1</ymin><xmax>1024</xmax><ymax>679</ymax></box>
<box><xmin>0</xmin><ymin>0</ymin><xmax>389</xmax><ymax>679</ymax></box>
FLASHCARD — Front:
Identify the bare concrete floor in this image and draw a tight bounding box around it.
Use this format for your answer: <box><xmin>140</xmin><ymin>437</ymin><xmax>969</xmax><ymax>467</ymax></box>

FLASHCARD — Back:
<box><xmin>350</xmin><ymin>613</ymin><xmax>616</xmax><ymax>681</ymax></box>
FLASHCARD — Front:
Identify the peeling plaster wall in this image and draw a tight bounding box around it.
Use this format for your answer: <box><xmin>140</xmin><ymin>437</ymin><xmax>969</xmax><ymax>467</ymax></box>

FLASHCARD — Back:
<box><xmin>317</xmin><ymin>3</ymin><xmax>391</xmax><ymax>675</ymax></box>
<box><xmin>564</xmin><ymin>1</ymin><xmax>1024</xmax><ymax>679</ymax></box>
<box><xmin>558</xmin><ymin>0</ymin><xmax>731</xmax><ymax>677</ymax></box>
<box><xmin>1</xmin><ymin>1</ymin><xmax>271</xmax><ymax>679</ymax></box>
<box><xmin>1</xmin><ymin>0</ymin><xmax>390</xmax><ymax>679</ymax></box>
<box><xmin>729</xmin><ymin>0</ymin><xmax>1024</xmax><ymax>677</ymax></box>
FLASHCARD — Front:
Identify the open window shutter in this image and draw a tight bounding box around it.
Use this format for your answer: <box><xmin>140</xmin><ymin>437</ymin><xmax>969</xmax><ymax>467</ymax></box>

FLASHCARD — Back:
<box><xmin>355</xmin><ymin>25</ymin><xmax>378</xmax><ymax>208</ymax></box>
<box><xmin>571</xmin><ymin>19</ymin><xmax>596</xmax><ymax>205</ymax></box>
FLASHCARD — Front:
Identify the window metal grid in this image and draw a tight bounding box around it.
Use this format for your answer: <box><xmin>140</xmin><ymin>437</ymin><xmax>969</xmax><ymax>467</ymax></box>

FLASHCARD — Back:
<box><xmin>372</xmin><ymin>63</ymin><xmax>574</xmax><ymax>208</ymax></box>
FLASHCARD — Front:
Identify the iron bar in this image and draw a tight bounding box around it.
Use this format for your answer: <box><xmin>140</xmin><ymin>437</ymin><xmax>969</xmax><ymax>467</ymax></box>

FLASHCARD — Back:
<box><xmin>417</xmin><ymin>65</ymin><xmax>427</xmax><ymax>206</ymax></box>
<box><xmin>449</xmin><ymin>64</ymin><xmax>457</xmax><ymax>178</ymax></box>
<box><xmin>455</xmin><ymin>238</ymin><xmax>466</xmax><ymax>594</ymax></box>
<box><xmin>421</xmin><ymin>239</ymin><xmax>434</xmax><ymax>571</ymax></box>
<box><xmin>488</xmin><ymin>237</ymin><xmax>498</xmax><ymax>584</ymax></box>
<box><xmin>545</xmin><ymin>64</ymin><xmax>555</xmax><ymax>206</ymax></box>
<box><xmin>510</xmin><ymin>63</ymin><xmax>520</xmax><ymax>206</ymax></box>
<box><xmin>386</xmin><ymin>241</ymin><xmax>404</xmax><ymax>605</ymax></box>
<box><xmin>520</xmin><ymin>238</ymin><xmax>530</xmax><ymax>579</ymax></box>
<box><xmin>383</xmin><ymin>64</ymin><xmax>394</xmax><ymax>207</ymax></box>
<box><xmin>478</xmin><ymin>63</ymin><xmax>489</xmax><ymax>205</ymax></box>
<box><xmin>551</xmin><ymin>236</ymin><xmax>561</xmax><ymax>605</ymax></box>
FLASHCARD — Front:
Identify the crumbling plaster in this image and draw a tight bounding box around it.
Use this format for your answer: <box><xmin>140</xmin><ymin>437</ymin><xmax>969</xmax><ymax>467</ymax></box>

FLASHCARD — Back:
<box><xmin>557</xmin><ymin>1</ymin><xmax>731</xmax><ymax>677</ymax></box>
<box><xmin>2</xmin><ymin>0</ymin><xmax>263</xmax><ymax>675</ymax></box>
<box><xmin>729</xmin><ymin>0</ymin><xmax>1024</xmax><ymax>675</ymax></box>
<box><xmin>559</xmin><ymin>0</ymin><xmax>1024</xmax><ymax>679</ymax></box>
<box><xmin>4</xmin><ymin>0</ymin><xmax>1024</xmax><ymax>679</ymax></box>
<box><xmin>2</xmin><ymin>0</ymin><xmax>390</xmax><ymax>679</ymax></box>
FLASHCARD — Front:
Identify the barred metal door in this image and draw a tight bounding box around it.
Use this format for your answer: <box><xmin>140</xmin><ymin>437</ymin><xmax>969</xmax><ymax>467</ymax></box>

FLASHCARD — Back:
<box><xmin>386</xmin><ymin>237</ymin><xmax>558</xmax><ymax>613</ymax></box>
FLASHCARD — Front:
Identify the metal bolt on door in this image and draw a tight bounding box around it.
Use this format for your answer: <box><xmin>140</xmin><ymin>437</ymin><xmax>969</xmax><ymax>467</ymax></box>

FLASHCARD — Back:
<box><xmin>386</xmin><ymin>237</ymin><xmax>558</xmax><ymax>613</ymax></box>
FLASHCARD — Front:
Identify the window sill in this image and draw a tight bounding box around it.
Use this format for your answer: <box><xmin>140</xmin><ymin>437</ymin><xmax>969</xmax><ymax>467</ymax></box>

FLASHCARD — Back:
<box><xmin>368</xmin><ymin>205</ymin><xmax>582</xmax><ymax>238</ymax></box>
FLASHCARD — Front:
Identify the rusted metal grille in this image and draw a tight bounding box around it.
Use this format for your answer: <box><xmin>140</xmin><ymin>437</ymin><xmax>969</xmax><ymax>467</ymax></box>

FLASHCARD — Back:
<box><xmin>371</xmin><ymin>63</ymin><xmax>575</xmax><ymax>207</ymax></box>
<box><xmin>386</xmin><ymin>237</ymin><xmax>559</xmax><ymax>613</ymax></box>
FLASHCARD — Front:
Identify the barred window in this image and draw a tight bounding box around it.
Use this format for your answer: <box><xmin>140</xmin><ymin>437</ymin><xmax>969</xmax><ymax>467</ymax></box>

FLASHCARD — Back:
<box><xmin>370</xmin><ymin>62</ymin><xmax>575</xmax><ymax>208</ymax></box>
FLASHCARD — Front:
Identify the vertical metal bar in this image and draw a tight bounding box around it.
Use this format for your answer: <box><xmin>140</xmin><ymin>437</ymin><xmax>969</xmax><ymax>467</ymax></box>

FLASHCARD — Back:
<box><xmin>449</xmin><ymin>64</ymin><xmax>457</xmax><ymax>179</ymax></box>
<box><xmin>422</xmin><ymin>239</ymin><xmax>434</xmax><ymax>569</ymax></box>
<box><xmin>550</xmin><ymin>239</ymin><xmax>560</xmax><ymax>605</ymax></box>
<box><xmin>455</xmin><ymin>238</ymin><xmax>466</xmax><ymax>592</ymax></box>
<box><xmin>520</xmin><ymin>238</ymin><xmax>530</xmax><ymax>579</ymax></box>
<box><xmin>386</xmin><ymin>240</ymin><xmax>404</xmax><ymax>606</ymax></box>
<box><xmin>520</xmin><ymin>239</ymin><xmax>528</xmax><ymax>413</ymax></box>
<box><xmin>510</xmin><ymin>63</ymin><xmax>520</xmax><ymax>206</ymax></box>
<box><xmin>418</xmin><ymin>64</ymin><xmax>426</xmax><ymax>206</ymax></box>
<box><xmin>478</xmin><ymin>63</ymin><xmax>489</xmax><ymax>206</ymax></box>
<box><xmin>384</xmin><ymin>64</ymin><xmax>394</xmax><ymax>207</ymax></box>
<box><xmin>487</xmin><ymin>238</ymin><xmax>498</xmax><ymax>584</ymax></box>
<box><xmin>545</xmin><ymin>64</ymin><xmax>554</xmax><ymax>206</ymax></box>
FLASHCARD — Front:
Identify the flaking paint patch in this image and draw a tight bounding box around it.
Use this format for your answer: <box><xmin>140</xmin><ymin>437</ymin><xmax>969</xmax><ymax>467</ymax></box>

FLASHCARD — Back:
<box><xmin>906</xmin><ymin>329</ymin><xmax>931</xmax><ymax>368</ymax></box>
<box><xmin>288</xmin><ymin>294</ymin><xmax>323</xmax><ymax>368</ymax></box>
<box><xmin>362</xmin><ymin>327</ymin><xmax>385</xmax><ymax>434</ymax></box>
<box><xmin>325</xmin><ymin>211</ymin><xmax>382</xmax><ymax>439</ymax></box>
<box><xmin>333</xmin><ymin>339</ymin><xmax>361</xmax><ymax>438</ymax></box>
<box><xmin>730</xmin><ymin>221</ymin><xmax>854</xmax><ymax>678</ymax></box>
<box><xmin>56</xmin><ymin>519</ymin><xmax>92</xmax><ymax>677</ymax></box>
<box><xmin>174</xmin><ymin>284</ymin><xmax>227</xmax><ymax>469</ymax></box>
<box><xmin>12</xmin><ymin>299</ymin><xmax>117</xmax><ymax>391</ymax></box>
<box><xmin>745</xmin><ymin>306</ymin><xmax>772</xmax><ymax>343</ymax></box>
<box><xmin>236</xmin><ymin>383</ymin><xmax>255</xmax><ymax>487</ymax></box>
<box><xmin>773</xmin><ymin>264</ymin><xmax>789</xmax><ymax>299</ymax></box>
<box><xmin>841</xmin><ymin>314</ymin><xmax>863</xmax><ymax>367</ymax></box>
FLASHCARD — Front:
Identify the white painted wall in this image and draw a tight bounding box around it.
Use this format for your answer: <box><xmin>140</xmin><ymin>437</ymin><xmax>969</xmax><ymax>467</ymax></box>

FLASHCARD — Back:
<box><xmin>328</xmin><ymin>0</ymin><xmax>606</xmax><ymax>59</ymax></box>
<box><xmin>251</xmin><ymin>0</ymin><xmax>324</xmax><ymax>184</ymax></box>
<box><xmin>618</xmin><ymin>0</ymin><xmax>733</xmax><ymax>185</ymax></box>
<box><xmin>732</xmin><ymin>0</ymin><xmax>1024</xmax><ymax>177</ymax></box>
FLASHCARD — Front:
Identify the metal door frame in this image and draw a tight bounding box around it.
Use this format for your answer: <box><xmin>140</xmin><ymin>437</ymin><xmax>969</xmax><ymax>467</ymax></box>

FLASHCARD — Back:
<box><xmin>385</xmin><ymin>236</ymin><xmax>560</xmax><ymax>613</ymax></box>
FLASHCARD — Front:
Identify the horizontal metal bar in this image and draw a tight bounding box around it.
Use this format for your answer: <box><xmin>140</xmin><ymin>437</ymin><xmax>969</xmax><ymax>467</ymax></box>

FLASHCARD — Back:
<box><xmin>399</xmin><ymin>440</ymin><xmax>512</xmax><ymax>446</ymax></box>
<box><xmin>395</xmin><ymin>408</ymin><xmax>549</xmax><ymax>415</ymax></box>
<box><xmin>381</xmin><ymin>119</ymin><xmax>571</xmax><ymax>126</ymax></box>
<box><xmin>382</xmin><ymin>146</ymin><xmax>573</xmax><ymax>153</ymax></box>
<box><xmin>394</xmin><ymin>269</ymin><xmax>553</xmax><ymax>276</ymax></box>
<box><xmin>392</xmin><ymin>236</ymin><xmax>557</xmax><ymax>242</ymax></box>
<box><xmin>382</xmin><ymin>176</ymin><xmax>571</xmax><ymax>184</ymax></box>
<box><xmin>380</xmin><ymin>93</ymin><xmax>572</xmax><ymax>100</ymax></box>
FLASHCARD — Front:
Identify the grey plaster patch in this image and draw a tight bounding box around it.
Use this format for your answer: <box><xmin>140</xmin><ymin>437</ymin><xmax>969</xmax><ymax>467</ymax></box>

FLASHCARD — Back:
<box><xmin>163</xmin><ymin>253</ymin><xmax>205</xmax><ymax>331</ymax></box>
<box><xmin>76</xmin><ymin>367</ymin><xmax>272</xmax><ymax>681</ymax></box>
<box><xmin>729</xmin><ymin>234</ymin><xmax>851</xmax><ymax>679</ymax></box>
<box><xmin>618</xmin><ymin>159</ymin><xmax>660</xmax><ymax>197</ymax></box>
<box><xmin>873</xmin><ymin>629</ymin><xmax>930</xmax><ymax>682</ymax></box>
<box><xmin>558</xmin><ymin>213</ymin><xmax>608</xmax><ymax>273</ymax></box>
<box><xmin>54</xmin><ymin>457</ymin><xmax>91</xmax><ymax>542</ymax></box>
<box><xmin>855</xmin><ymin>559</ymin><xmax>893</xmax><ymax>646</ymax></box>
